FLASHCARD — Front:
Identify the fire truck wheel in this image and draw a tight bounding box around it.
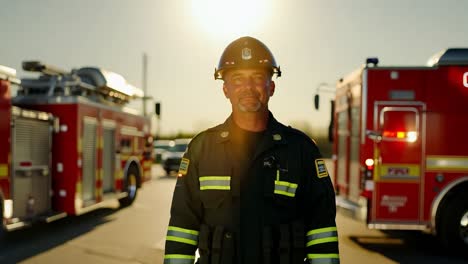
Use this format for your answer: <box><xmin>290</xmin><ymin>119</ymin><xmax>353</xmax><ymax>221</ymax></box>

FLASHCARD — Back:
<box><xmin>438</xmin><ymin>192</ymin><xmax>468</xmax><ymax>251</ymax></box>
<box><xmin>119</xmin><ymin>166</ymin><xmax>139</xmax><ymax>207</ymax></box>
<box><xmin>0</xmin><ymin>200</ymin><xmax>5</xmax><ymax>241</ymax></box>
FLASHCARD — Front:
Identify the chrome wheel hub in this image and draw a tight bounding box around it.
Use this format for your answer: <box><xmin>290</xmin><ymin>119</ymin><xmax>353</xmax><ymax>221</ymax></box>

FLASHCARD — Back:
<box><xmin>461</xmin><ymin>210</ymin><xmax>468</xmax><ymax>245</ymax></box>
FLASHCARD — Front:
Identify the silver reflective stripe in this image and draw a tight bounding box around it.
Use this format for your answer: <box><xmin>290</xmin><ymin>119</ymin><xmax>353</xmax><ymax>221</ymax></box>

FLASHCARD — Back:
<box><xmin>308</xmin><ymin>230</ymin><xmax>338</xmax><ymax>240</ymax></box>
<box><xmin>308</xmin><ymin>258</ymin><xmax>340</xmax><ymax>264</ymax></box>
<box><xmin>166</xmin><ymin>226</ymin><xmax>199</xmax><ymax>246</ymax></box>
<box><xmin>199</xmin><ymin>176</ymin><xmax>231</xmax><ymax>190</ymax></box>
<box><xmin>167</xmin><ymin>230</ymin><xmax>198</xmax><ymax>242</ymax></box>
<box><xmin>307</xmin><ymin>227</ymin><xmax>338</xmax><ymax>247</ymax></box>
<box><xmin>274</xmin><ymin>180</ymin><xmax>298</xmax><ymax>197</ymax></box>
<box><xmin>426</xmin><ymin>156</ymin><xmax>468</xmax><ymax>171</ymax></box>
<box><xmin>307</xmin><ymin>254</ymin><xmax>340</xmax><ymax>264</ymax></box>
<box><xmin>164</xmin><ymin>254</ymin><xmax>195</xmax><ymax>264</ymax></box>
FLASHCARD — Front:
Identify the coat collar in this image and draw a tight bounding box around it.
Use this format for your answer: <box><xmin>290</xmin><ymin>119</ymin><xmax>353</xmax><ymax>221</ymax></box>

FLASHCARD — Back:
<box><xmin>214</xmin><ymin>111</ymin><xmax>287</xmax><ymax>147</ymax></box>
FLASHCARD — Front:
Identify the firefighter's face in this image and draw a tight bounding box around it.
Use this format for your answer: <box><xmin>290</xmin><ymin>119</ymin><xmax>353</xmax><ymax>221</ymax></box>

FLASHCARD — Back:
<box><xmin>222</xmin><ymin>68</ymin><xmax>275</xmax><ymax>113</ymax></box>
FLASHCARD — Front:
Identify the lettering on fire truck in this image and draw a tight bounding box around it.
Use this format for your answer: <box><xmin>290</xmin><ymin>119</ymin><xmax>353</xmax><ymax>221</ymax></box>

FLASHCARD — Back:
<box><xmin>380</xmin><ymin>195</ymin><xmax>408</xmax><ymax>213</ymax></box>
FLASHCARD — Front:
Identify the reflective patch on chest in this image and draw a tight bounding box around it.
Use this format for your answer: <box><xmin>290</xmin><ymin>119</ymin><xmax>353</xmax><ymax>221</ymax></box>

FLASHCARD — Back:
<box><xmin>178</xmin><ymin>158</ymin><xmax>190</xmax><ymax>175</ymax></box>
<box><xmin>315</xmin><ymin>159</ymin><xmax>329</xmax><ymax>178</ymax></box>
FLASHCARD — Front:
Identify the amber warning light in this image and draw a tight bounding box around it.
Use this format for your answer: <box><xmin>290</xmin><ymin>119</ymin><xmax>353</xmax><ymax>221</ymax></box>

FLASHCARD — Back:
<box><xmin>382</xmin><ymin>130</ymin><xmax>417</xmax><ymax>142</ymax></box>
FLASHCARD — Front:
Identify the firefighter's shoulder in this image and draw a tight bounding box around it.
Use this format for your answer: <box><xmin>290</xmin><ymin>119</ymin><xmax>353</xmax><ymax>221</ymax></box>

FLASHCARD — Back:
<box><xmin>185</xmin><ymin>123</ymin><xmax>223</xmax><ymax>153</ymax></box>
<box><xmin>284</xmin><ymin>125</ymin><xmax>320</xmax><ymax>151</ymax></box>
<box><xmin>286</xmin><ymin>127</ymin><xmax>331</xmax><ymax>179</ymax></box>
<box><xmin>186</xmin><ymin>130</ymin><xmax>206</xmax><ymax>153</ymax></box>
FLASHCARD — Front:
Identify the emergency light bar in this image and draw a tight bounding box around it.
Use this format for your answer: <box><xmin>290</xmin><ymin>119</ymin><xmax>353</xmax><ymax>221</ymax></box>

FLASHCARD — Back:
<box><xmin>0</xmin><ymin>65</ymin><xmax>20</xmax><ymax>84</ymax></box>
<box><xmin>23</xmin><ymin>61</ymin><xmax>68</xmax><ymax>76</ymax></box>
<box><xmin>382</xmin><ymin>130</ymin><xmax>417</xmax><ymax>142</ymax></box>
<box><xmin>426</xmin><ymin>48</ymin><xmax>468</xmax><ymax>66</ymax></box>
<box><xmin>18</xmin><ymin>61</ymin><xmax>142</xmax><ymax>106</ymax></box>
<box><xmin>76</xmin><ymin>67</ymin><xmax>144</xmax><ymax>99</ymax></box>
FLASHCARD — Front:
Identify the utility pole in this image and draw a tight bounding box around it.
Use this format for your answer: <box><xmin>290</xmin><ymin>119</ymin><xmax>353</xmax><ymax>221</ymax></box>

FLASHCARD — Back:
<box><xmin>142</xmin><ymin>53</ymin><xmax>148</xmax><ymax>116</ymax></box>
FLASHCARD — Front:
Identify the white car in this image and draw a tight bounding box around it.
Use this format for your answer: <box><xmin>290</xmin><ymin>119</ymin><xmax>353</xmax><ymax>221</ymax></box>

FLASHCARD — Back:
<box><xmin>162</xmin><ymin>138</ymin><xmax>191</xmax><ymax>175</ymax></box>
<box><xmin>153</xmin><ymin>139</ymin><xmax>174</xmax><ymax>163</ymax></box>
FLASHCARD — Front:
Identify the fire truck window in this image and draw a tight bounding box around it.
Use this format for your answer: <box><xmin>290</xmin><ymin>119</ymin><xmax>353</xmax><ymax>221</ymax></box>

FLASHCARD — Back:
<box><xmin>389</xmin><ymin>90</ymin><xmax>415</xmax><ymax>100</ymax></box>
<box><xmin>383</xmin><ymin>111</ymin><xmax>416</xmax><ymax>131</ymax></box>
<box><xmin>381</xmin><ymin>109</ymin><xmax>418</xmax><ymax>142</ymax></box>
<box><xmin>120</xmin><ymin>138</ymin><xmax>132</xmax><ymax>151</ymax></box>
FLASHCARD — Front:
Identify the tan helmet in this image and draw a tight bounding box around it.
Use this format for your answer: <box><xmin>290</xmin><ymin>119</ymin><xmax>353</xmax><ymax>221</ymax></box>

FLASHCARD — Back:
<box><xmin>214</xmin><ymin>36</ymin><xmax>281</xmax><ymax>80</ymax></box>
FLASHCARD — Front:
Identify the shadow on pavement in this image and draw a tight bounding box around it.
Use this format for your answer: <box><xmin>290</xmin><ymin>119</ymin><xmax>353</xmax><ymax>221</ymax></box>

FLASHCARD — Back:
<box><xmin>0</xmin><ymin>208</ymin><xmax>118</xmax><ymax>263</ymax></box>
<box><xmin>155</xmin><ymin>173</ymin><xmax>179</xmax><ymax>181</ymax></box>
<box><xmin>349</xmin><ymin>230</ymin><xmax>468</xmax><ymax>264</ymax></box>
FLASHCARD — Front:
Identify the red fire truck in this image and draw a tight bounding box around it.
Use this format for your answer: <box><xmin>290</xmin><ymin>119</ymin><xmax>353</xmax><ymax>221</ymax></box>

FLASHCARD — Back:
<box><xmin>316</xmin><ymin>48</ymin><xmax>468</xmax><ymax>250</ymax></box>
<box><xmin>0</xmin><ymin>61</ymin><xmax>153</xmax><ymax>234</ymax></box>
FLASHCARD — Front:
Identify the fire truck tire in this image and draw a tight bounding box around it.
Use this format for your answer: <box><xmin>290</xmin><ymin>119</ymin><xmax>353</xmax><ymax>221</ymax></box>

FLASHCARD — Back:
<box><xmin>119</xmin><ymin>166</ymin><xmax>139</xmax><ymax>207</ymax></box>
<box><xmin>0</xmin><ymin>200</ymin><xmax>5</xmax><ymax>241</ymax></box>
<box><xmin>438</xmin><ymin>192</ymin><xmax>468</xmax><ymax>251</ymax></box>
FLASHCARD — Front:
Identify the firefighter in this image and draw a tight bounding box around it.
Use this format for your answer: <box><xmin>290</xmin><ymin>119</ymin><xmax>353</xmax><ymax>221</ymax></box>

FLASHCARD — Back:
<box><xmin>164</xmin><ymin>36</ymin><xmax>340</xmax><ymax>264</ymax></box>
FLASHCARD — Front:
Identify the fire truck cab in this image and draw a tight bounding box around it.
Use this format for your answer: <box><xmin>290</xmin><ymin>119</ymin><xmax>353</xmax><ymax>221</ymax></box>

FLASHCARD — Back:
<box><xmin>0</xmin><ymin>61</ymin><xmax>153</xmax><ymax>234</ymax></box>
<box><xmin>321</xmin><ymin>48</ymin><xmax>468</xmax><ymax>250</ymax></box>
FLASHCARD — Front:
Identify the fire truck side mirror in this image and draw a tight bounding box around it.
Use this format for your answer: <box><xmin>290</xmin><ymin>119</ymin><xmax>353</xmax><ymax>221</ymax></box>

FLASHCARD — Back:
<box><xmin>328</xmin><ymin>100</ymin><xmax>335</xmax><ymax>142</ymax></box>
<box><xmin>155</xmin><ymin>102</ymin><xmax>161</xmax><ymax>117</ymax></box>
<box><xmin>314</xmin><ymin>94</ymin><xmax>320</xmax><ymax>110</ymax></box>
<box><xmin>366</xmin><ymin>129</ymin><xmax>382</xmax><ymax>142</ymax></box>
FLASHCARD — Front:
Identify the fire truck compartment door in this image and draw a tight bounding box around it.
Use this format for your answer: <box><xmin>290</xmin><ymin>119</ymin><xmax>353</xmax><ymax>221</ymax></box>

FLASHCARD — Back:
<box><xmin>12</xmin><ymin>117</ymin><xmax>52</xmax><ymax>219</ymax></box>
<box><xmin>82</xmin><ymin>118</ymin><xmax>97</xmax><ymax>203</ymax></box>
<box><xmin>102</xmin><ymin>126</ymin><xmax>115</xmax><ymax>193</ymax></box>
<box><xmin>371</xmin><ymin>103</ymin><xmax>425</xmax><ymax>223</ymax></box>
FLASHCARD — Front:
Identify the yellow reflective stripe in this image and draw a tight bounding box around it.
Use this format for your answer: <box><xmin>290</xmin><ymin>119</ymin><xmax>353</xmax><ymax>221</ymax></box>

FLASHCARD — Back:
<box><xmin>166</xmin><ymin>226</ymin><xmax>199</xmax><ymax>246</ymax></box>
<box><xmin>306</xmin><ymin>237</ymin><xmax>339</xmax><ymax>247</ymax></box>
<box><xmin>307</xmin><ymin>253</ymin><xmax>340</xmax><ymax>259</ymax></box>
<box><xmin>164</xmin><ymin>254</ymin><xmax>195</xmax><ymax>259</ymax></box>
<box><xmin>275</xmin><ymin>180</ymin><xmax>298</xmax><ymax>188</ymax></box>
<box><xmin>164</xmin><ymin>254</ymin><xmax>195</xmax><ymax>263</ymax></box>
<box><xmin>0</xmin><ymin>164</ymin><xmax>7</xmax><ymax>178</ymax></box>
<box><xmin>200</xmin><ymin>186</ymin><xmax>230</xmax><ymax>190</ymax></box>
<box><xmin>168</xmin><ymin>226</ymin><xmax>199</xmax><ymax>235</ymax></box>
<box><xmin>166</xmin><ymin>236</ymin><xmax>197</xmax><ymax>246</ymax></box>
<box><xmin>307</xmin><ymin>226</ymin><xmax>338</xmax><ymax>247</ymax></box>
<box><xmin>307</xmin><ymin>227</ymin><xmax>337</xmax><ymax>236</ymax></box>
<box><xmin>426</xmin><ymin>156</ymin><xmax>468</xmax><ymax>171</ymax></box>
<box><xmin>274</xmin><ymin>180</ymin><xmax>298</xmax><ymax>197</ymax></box>
<box><xmin>199</xmin><ymin>176</ymin><xmax>231</xmax><ymax>191</ymax></box>
<box><xmin>199</xmin><ymin>176</ymin><xmax>231</xmax><ymax>181</ymax></box>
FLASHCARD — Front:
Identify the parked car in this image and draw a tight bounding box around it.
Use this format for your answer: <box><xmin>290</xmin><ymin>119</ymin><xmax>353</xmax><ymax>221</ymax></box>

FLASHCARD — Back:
<box><xmin>163</xmin><ymin>138</ymin><xmax>191</xmax><ymax>175</ymax></box>
<box><xmin>153</xmin><ymin>139</ymin><xmax>174</xmax><ymax>163</ymax></box>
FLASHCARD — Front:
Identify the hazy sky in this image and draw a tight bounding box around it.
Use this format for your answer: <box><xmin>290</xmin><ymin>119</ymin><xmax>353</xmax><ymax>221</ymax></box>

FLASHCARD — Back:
<box><xmin>1</xmin><ymin>0</ymin><xmax>467</xmax><ymax>136</ymax></box>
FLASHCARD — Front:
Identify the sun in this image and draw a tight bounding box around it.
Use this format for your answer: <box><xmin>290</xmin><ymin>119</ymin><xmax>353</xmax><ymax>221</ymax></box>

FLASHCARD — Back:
<box><xmin>190</xmin><ymin>0</ymin><xmax>269</xmax><ymax>38</ymax></box>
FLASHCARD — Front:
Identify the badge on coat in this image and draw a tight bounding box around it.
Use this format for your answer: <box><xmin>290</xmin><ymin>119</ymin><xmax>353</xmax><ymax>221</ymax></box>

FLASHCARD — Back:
<box><xmin>178</xmin><ymin>158</ymin><xmax>190</xmax><ymax>176</ymax></box>
<box><xmin>315</xmin><ymin>159</ymin><xmax>329</xmax><ymax>178</ymax></box>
